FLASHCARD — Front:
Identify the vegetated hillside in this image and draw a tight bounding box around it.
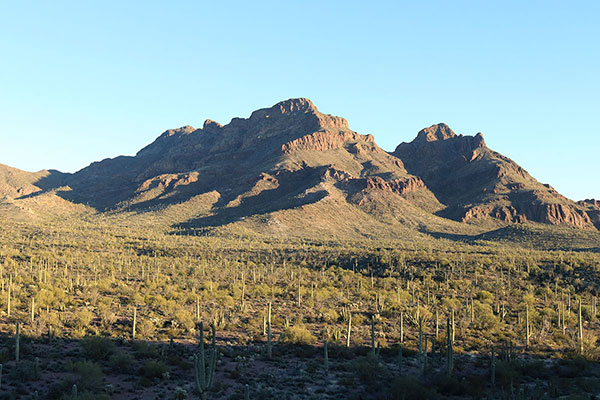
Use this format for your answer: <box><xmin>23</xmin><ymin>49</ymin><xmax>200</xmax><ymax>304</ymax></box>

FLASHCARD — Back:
<box><xmin>393</xmin><ymin>123</ymin><xmax>595</xmax><ymax>229</ymax></box>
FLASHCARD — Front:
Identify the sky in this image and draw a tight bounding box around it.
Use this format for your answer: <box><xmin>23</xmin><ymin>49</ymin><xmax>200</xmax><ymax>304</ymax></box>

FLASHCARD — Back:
<box><xmin>1</xmin><ymin>1</ymin><xmax>598</xmax><ymax>200</ymax></box>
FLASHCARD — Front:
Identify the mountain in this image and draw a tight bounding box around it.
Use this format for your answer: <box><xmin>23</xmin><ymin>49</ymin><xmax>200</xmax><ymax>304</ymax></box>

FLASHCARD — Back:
<box><xmin>0</xmin><ymin>163</ymin><xmax>52</xmax><ymax>199</ymax></box>
<box><xmin>0</xmin><ymin>164</ymin><xmax>85</xmax><ymax>220</ymax></box>
<box><xmin>9</xmin><ymin>98</ymin><xmax>598</xmax><ymax>238</ymax></box>
<box><xmin>392</xmin><ymin>123</ymin><xmax>595</xmax><ymax>229</ymax></box>
<box><xmin>43</xmin><ymin>98</ymin><xmax>452</xmax><ymax>237</ymax></box>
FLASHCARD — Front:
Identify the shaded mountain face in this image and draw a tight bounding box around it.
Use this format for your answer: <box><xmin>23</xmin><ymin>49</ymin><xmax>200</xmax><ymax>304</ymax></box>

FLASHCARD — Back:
<box><xmin>578</xmin><ymin>199</ymin><xmax>600</xmax><ymax>229</ymax></box>
<box><xmin>49</xmin><ymin>98</ymin><xmax>439</xmax><ymax>232</ymax></box>
<box><xmin>393</xmin><ymin>124</ymin><xmax>595</xmax><ymax>229</ymax></box>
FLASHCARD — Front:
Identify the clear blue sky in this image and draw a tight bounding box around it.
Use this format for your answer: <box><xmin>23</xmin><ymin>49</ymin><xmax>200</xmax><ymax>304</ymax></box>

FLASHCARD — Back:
<box><xmin>1</xmin><ymin>1</ymin><xmax>598</xmax><ymax>200</ymax></box>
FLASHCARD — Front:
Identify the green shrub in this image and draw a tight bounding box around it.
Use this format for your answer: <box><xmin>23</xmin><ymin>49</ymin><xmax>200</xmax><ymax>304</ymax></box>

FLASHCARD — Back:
<box><xmin>390</xmin><ymin>376</ymin><xmax>436</xmax><ymax>400</ymax></box>
<box><xmin>108</xmin><ymin>352</ymin><xmax>135</xmax><ymax>373</ymax></box>
<box><xmin>81</xmin><ymin>336</ymin><xmax>115</xmax><ymax>361</ymax></box>
<box><xmin>350</xmin><ymin>353</ymin><xmax>384</xmax><ymax>385</ymax></box>
<box><xmin>140</xmin><ymin>360</ymin><xmax>169</xmax><ymax>381</ymax></box>
<box><xmin>281</xmin><ymin>324</ymin><xmax>316</xmax><ymax>345</ymax></box>
<box><xmin>131</xmin><ymin>341</ymin><xmax>159</xmax><ymax>359</ymax></box>
<box><xmin>72</xmin><ymin>361</ymin><xmax>104</xmax><ymax>392</ymax></box>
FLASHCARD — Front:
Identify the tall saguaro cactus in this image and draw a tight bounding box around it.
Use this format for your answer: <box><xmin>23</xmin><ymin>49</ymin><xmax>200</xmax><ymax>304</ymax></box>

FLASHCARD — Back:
<box><xmin>15</xmin><ymin>322</ymin><xmax>20</xmax><ymax>364</ymax></box>
<box><xmin>578</xmin><ymin>299</ymin><xmax>584</xmax><ymax>354</ymax></box>
<box><xmin>267</xmin><ymin>302</ymin><xmax>272</xmax><ymax>359</ymax></box>
<box><xmin>525</xmin><ymin>305</ymin><xmax>530</xmax><ymax>350</ymax></box>
<box><xmin>371</xmin><ymin>315</ymin><xmax>376</xmax><ymax>354</ymax></box>
<box><xmin>194</xmin><ymin>321</ymin><xmax>217</xmax><ymax>400</ymax></box>
<box><xmin>346</xmin><ymin>312</ymin><xmax>351</xmax><ymax>348</ymax></box>
<box><xmin>447</xmin><ymin>317</ymin><xmax>453</xmax><ymax>376</ymax></box>
<box><xmin>132</xmin><ymin>307</ymin><xmax>137</xmax><ymax>340</ymax></box>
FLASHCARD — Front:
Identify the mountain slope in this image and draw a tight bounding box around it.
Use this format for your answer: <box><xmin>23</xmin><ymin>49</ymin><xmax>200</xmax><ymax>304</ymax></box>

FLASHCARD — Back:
<box><xmin>392</xmin><ymin>123</ymin><xmax>594</xmax><ymax>229</ymax></box>
<box><xmin>51</xmin><ymin>99</ymin><xmax>449</xmax><ymax>235</ymax></box>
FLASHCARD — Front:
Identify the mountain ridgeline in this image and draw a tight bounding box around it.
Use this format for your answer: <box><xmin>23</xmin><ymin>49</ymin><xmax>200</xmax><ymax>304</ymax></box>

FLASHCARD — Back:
<box><xmin>2</xmin><ymin>98</ymin><xmax>598</xmax><ymax>237</ymax></box>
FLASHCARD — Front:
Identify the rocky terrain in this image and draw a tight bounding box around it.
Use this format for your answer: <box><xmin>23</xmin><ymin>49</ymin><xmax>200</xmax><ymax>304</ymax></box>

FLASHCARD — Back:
<box><xmin>1</xmin><ymin>98</ymin><xmax>598</xmax><ymax>236</ymax></box>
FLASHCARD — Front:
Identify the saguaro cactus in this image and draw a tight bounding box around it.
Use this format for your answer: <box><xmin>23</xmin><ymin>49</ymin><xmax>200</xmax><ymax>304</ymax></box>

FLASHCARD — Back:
<box><xmin>346</xmin><ymin>312</ymin><xmax>352</xmax><ymax>348</ymax></box>
<box><xmin>525</xmin><ymin>305</ymin><xmax>530</xmax><ymax>350</ymax></box>
<box><xmin>400</xmin><ymin>311</ymin><xmax>404</xmax><ymax>343</ymax></box>
<box><xmin>447</xmin><ymin>317</ymin><xmax>453</xmax><ymax>376</ymax></box>
<box><xmin>418</xmin><ymin>316</ymin><xmax>423</xmax><ymax>360</ymax></box>
<box><xmin>371</xmin><ymin>315</ymin><xmax>376</xmax><ymax>354</ymax></box>
<box><xmin>132</xmin><ymin>307</ymin><xmax>137</xmax><ymax>340</ymax></box>
<box><xmin>7</xmin><ymin>285</ymin><xmax>11</xmax><ymax>317</ymax></box>
<box><xmin>267</xmin><ymin>302</ymin><xmax>272</xmax><ymax>359</ymax></box>
<box><xmin>578</xmin><ymin>299</ymin><xmax>584</xmax><ymax>354</ymax></box>
<box><xmin>15</xmin><ymin>322</ymin><xmax>20</xmax><ymax>364</ymax></box>
<box><xmin>194</xmin><ymin>322</ymin><xmax>217</xmax><ymax>400</ymax></box>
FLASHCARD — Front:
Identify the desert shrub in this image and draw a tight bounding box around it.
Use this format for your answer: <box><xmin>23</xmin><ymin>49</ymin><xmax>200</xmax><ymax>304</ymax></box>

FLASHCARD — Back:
<box><xmin>81</xmin><ymin>336</ymin><xmax>115</xmax><ymax>361</ymax></box>
<box><xmin>131</xmin><ymin>341</ymin><xmax>159</xmax><ymax>359</ymax></box>
<box><xmin>435</xmin><ymin>375</ymin><xmax>472</xmax><ymax>396</ymax></box>
<box><xmin>137</xmin><ymin>319</ymin><xmax>156</xmax><ymax>339</ymax></box>
<box><xmin>172</xmin><ymin>309</ymin><xmax>195</xmax><ymax>333</ymax></box>
<box><xmin>72</xmin><ymin>360</ymin><xmax>104</xmax><ymax>392</ymax></box>
<box><xmin>9</xmin><ymin>360</ymin><xmax>39</xmax><ymax>381</ymax></box>
<box><xmin>108</xmin><ymin>352</ymin><xmax>135</xmax><ymax>373</ymax></box>
<box><xmin>96</xmin><ymin>302</ymin><xmax>117</xmax><ymax>330</ymax></box>
<box><xmin>476</xmin><ymin>290</ymin><xmax>494</xmax><ymax>304</ymax></box>
<box><xmin>495</xmin><ymin>361</ymin><xmax>521</xmax><ymax>387</ymax></box>
<box><xmin>350</xmin><ymin>353</ymin><xmax>385</xmax><ymax>385</ymax></box>
<box><xmin>389</xmin><ymin>376</ymin><xmax>436</xmax><ymax>400</ymax></box>
<box><xmin>281</xmin><ymin>324</ymin><xmax>316</xmax><ymax>345</ymax></box>
<box><xmin>140</xmin><ymin>361</ymin><xmax>169</xmax><ymax>379</ymax></box>
<box><xmin>473</xmin><ymin>302</ymin><xmax>500</xmax><ymax>330</ymax></box>
<box><xmin>73</xmin><ymin>309</ymin><xmax>94</xmax><ymax>330</ymax></box>
<box><xmin>139</xmin><ymin>361</ymin><xmax>169</xmax><ymax>386</ymax></box>
<box><xmin>62</xmin><ymin>393</ymin><xmax>110</xmax><ymax>400</ymax></box>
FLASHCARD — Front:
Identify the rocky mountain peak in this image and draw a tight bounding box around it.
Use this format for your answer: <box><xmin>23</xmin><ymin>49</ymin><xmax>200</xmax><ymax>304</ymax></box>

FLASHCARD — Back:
<box><xmin>414</xmin><ymin>123</ymin><xmax>456</xmax><ymax>143</ymax></box>
<box><xmin>203</xmin><ymin>119</ymin><xmax>223</xmax><ymax>132</ymax></box>
<box><xmin>248</xmin><ymin>98</ymin><xmax>348</xmax><ymax>130</ymax></box>
<box><xmin>157</xmin><ymin>125</ymin><xmax>196</xmax><ymax>139</ymax></box>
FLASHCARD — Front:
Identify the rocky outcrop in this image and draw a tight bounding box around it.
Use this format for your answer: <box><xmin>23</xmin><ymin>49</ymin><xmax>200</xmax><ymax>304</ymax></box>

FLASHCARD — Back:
<box><xmin>361</xmin><ymin>176</ymin><xmax>426</xmax><ymax>196</ymax></box>
<box><xmin>577</xmin><ymin>199</ymin><xmax>600</xmax><ymax>229</ymax></box>
<box><xmin>136</xmin><ymin>172</ymin><xmax>199</xmax><ymax>193</ymax></box>
<box><xmin>282</xmin><ymin>131</ymin><xmax>375</xmax><ymax>153</ymax></box>
<box><xmin>579</xmin><ymin>199</ymin><xmax>599</xmax><ymax>209</ymax></box>
<box><xmin>461</xmin><ymin>202</ymin><xmax>594</xmax><ymax>229</ymax></box>
<box><xmin>413</xmin><ymin>123</ymin><xmax>457</xmax><ymax>143</ymax></box>
<box><xmin>461</xmin><ymin>205</ymin><xmax>527</xmax><ymax>223</ymax></box>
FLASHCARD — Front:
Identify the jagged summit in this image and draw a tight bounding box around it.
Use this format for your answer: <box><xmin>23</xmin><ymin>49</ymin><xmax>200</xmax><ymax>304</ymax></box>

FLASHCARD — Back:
<box><xmin>414</xmin><ymin>123</ymin><xmax>457</xmax><ymax>142</ymax></box>
<box><xmin>247</xmin><ymin>97</ymin><xmax>349</xmax><ymax>130</ymax></box>
<box><xmin>6</xmin><ymin>98</ymin><xmax>596</xmax><ymax>234</ymax></box>
<box><xmin>203</xmin><ymin>119</ymin><xmax>223</xmax><ymax>130</ymax></box>
<box><xmin>393</xmin><ymin>124</ymin><xmax>593</xmax><ymax>229</ymax></box>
